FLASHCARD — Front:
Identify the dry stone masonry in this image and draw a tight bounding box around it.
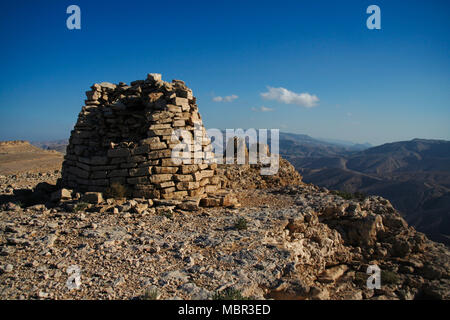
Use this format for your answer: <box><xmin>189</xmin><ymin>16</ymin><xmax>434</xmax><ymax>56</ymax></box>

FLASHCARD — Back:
<box><xmin>60</xmin><ymin>74</ymin><xmax>221</xmax><ymax>201</ymax></box>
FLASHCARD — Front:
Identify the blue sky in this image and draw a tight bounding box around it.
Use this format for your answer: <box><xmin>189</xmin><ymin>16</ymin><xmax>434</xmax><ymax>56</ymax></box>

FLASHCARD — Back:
<box><xmin>0</xmin><ymin>0</ymin><xmax>449</xmax><ymax>145</ymax></box>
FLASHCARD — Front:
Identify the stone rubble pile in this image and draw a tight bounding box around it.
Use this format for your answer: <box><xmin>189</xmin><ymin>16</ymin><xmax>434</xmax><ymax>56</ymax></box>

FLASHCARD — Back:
<box><xmin>59</xmin><ymin>74</ymin><xmax>222</xmax><ymax>202</ymax></box>
<box><xmin>216</xmin><ymin>137</ymin><xmax>303</xmax><ymax>190</ymax></box>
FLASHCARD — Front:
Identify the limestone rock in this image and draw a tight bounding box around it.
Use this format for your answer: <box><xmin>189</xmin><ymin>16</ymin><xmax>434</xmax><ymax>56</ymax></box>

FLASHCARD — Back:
<box><xmin>81</xmin><ymin>192</ymin><xmax>103</xmax><ymax>204</ymax></box>
<box><xmin>318</xmin><ymin>265</ymin><xmax>348</xmax><ymax>283</ymax></box>
<box><xmin>50</xmin><ymin>188</ymin><xmax>72</xmax><ymax>202</ymax></box>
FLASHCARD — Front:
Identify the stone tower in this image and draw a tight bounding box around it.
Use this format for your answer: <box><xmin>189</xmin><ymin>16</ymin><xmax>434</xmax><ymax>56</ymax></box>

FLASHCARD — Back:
<box><xmin>60</xmin><ymin>73</ymin><xmax>221</xmax><ymax>200</ymax></box>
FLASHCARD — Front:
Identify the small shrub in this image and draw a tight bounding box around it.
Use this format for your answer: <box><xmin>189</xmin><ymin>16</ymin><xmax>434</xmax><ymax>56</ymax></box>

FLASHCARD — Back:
<box><xmin>212</xmin><ymin>288</ymin><xmax>250</xmax><ymax>300</ymax></box>
<box><xmin>105</xmin><ymin>182</ymin><xmax>129</xmax><ymax>199</ymax></box>
<box><xmin>331</xmin><ymin>190</ymin><xmax>353</xmax><ymax>200</ymax></box>
<box><xmin>158</xmin><ymin>209</ymin><xmax>173</xmax><ymax>219</ymax></box>
<box><xmin>353</xmin><ymin>191</ymin><xmax>367</xmax><ymax>201</ymax></box>
<box><xmin>142</xmin><ymin>287</ymin><xmax>159</xmax><ymax>300</ymax></box>
<box><xmin>234</xmin><ymin>217</ymin><xmax>248</xmax><ymax>230</ymax></box>
<box><xmin>353</xmin><ymin>272</ymin><xmax>367</xmax><ymax>286</ymax></box>
<box><xmin>162</xmin><ymin>211</ymin><xmax>173</xmax><ymax>219</ymax></box>
<box><xmin>331</xmin><ymin>190</ymin><xmax>367</xmax><ymax>201</ymax></box>
<box><xmin>73</xmin><ymin>202</ymin><xmax>89</xmax><ymax>213</ymax></box>
<box><xmin>381</xmin><ymin>270</ymin><xmax>400</xmax><ymax>285</ymax></box>
<box><xmin>14</xmin><ymin>201</ymin><xmax>24</xmax><ymax>208</ymax></box>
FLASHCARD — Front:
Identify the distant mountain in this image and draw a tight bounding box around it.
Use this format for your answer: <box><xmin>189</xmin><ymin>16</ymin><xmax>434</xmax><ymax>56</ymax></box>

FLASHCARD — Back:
<box><xmin>287</xmin><ymin>138</ymin><xmax>450</xmax><ymax>245</ymax></box>
<box><xmin>314</xmin><ymin>137</ymin><xmax>372</xmax><ymax>151</ymax></box>
<box><xmin>31</xmin><ymin>139</ymin><xmax>68</xmax><ymax>154</ymax></box>
<box><xmin>345</xmin><ymin>139</ymin><xmax>450</xmax><ymax>174</ymax></box>
<box><xmin>278</xmin><ymin>132</ymin><xmax>369</xmax><ymax>158</ymax></box>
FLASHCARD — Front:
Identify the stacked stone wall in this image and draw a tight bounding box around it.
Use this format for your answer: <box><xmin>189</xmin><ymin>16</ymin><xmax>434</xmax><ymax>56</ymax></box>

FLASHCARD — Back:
<box><xmin>60</xmin><ymin>73</ymin><xmax>220</xmax><ymax>200</ymax></box>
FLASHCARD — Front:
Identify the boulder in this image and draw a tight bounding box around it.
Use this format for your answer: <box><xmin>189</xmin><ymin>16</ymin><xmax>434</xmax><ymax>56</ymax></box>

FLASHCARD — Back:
<box><xmin>51</xmin><ymin>188</ymin><xmax>72</xmax><ymax>202</ymax></box>
<box><xmin>81</xmin><ymin>192</ymin><xmax>103</xmax><ymax>204</ymax></box>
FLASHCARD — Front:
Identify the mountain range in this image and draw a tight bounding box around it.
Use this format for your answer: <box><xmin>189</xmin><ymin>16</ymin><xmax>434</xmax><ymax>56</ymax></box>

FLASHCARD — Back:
<box><xmin>280</xmin><ymin>134</ymin><xmax>450</xmax><ymax>246</ymax></box>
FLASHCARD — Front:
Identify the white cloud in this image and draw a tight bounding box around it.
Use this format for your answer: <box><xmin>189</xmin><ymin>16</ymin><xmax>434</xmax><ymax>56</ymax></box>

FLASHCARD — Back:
<box><xmin>212</xmin><ymin>94</ymin><xmax>238</xmax><ymax>102</ymax></box>
<box><xmin>251</xmin><ymin>106</ymin><xmax>274</xmax><ymax>112</ymax></box>
<box><xmin>260</xmin><ymin>106</ymin><xmax>273</xmax><ymax>112</ymax></box>
<box><xmin>261</xmin><ymin>86</ymin><xmax>319</xmax><ymax>108</ymax></box>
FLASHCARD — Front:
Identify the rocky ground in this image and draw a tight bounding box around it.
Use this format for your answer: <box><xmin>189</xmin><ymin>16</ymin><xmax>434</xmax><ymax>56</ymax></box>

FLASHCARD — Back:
<box><xmin>1</xmin><ymin>164</ymin><xmax>449</xmax><ymax>300</ymax></box>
